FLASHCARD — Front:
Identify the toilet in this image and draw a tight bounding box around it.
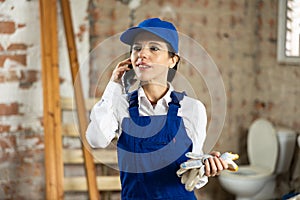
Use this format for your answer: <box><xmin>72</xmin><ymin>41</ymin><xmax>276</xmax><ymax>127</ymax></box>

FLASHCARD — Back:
<box><xmin>219</xmin><ymin>118</ymin><xmax>297</xmax><ymax>200</ymax></box>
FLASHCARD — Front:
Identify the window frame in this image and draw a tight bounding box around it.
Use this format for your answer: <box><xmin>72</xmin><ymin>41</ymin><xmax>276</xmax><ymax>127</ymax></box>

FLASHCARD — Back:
<box><xmin>277</xmin><ymin>0</ymin><xmax>300</xmax><ymax>65</ymax></box>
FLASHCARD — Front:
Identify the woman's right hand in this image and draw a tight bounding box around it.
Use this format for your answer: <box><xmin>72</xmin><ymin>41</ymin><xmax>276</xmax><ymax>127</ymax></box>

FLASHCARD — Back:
<box><xmin>111</xmin><ymin>58</ymin><xmax>132</xmax><ymax>84</ymax></box>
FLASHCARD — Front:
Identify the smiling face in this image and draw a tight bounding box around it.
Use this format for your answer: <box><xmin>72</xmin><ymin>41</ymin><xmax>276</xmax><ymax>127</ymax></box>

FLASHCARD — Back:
<box><xmin>130</xmin><ymin>32</ymin><xmax>178</xmax><ymax>86</ymax></box>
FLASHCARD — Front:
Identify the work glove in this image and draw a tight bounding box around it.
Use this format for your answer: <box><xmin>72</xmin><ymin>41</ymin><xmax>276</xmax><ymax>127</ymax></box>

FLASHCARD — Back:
<box><xmin>176</xmin><ymin>152</ymin><xmax>239</xmax><ymax>191</ymax></box>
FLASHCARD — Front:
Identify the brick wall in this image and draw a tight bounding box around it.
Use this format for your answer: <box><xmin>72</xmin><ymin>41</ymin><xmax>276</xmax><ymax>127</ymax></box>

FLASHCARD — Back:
<box><xmin>0</xmin><ymin>0</ymin><xmax>299</xmax><ymax>199</ymax></box>
<box><xmin>0</xmin><ymin>0</ymin><xmax>44</xmax><ymax>198</ymax></box>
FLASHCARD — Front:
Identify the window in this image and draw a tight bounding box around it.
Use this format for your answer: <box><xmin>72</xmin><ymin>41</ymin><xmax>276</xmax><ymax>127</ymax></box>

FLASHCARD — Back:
<box><xmin>277</xmin><ymin>0</ymin><xmax>300</xmax><ymax>65</ymax></box>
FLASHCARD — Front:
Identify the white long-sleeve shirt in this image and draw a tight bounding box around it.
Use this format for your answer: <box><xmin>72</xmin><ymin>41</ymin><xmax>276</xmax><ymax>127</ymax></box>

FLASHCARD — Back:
<box><xmin>86</xmin><ymin>81</ymin><xmax>207</xmax><ymax>155</ymax></box>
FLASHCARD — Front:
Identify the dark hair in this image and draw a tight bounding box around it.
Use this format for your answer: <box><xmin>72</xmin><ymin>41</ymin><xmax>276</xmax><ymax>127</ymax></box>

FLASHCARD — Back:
<box><xmin>167</xmin><ymin>51</ymin><xmax>179</xmax><ymax>82</ymax></box>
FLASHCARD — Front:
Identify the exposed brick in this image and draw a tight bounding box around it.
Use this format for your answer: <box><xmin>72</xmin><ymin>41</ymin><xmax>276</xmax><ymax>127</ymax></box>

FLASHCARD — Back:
<box><xmin>0</xmin><ymin>125</ymin><xmax>10</xmax><ymax>133</ymax></box>
<box><xmin>0</xmin><ymin>21</ymin><xmax>16</xmax><ymax>34</ymax></box>
<box><xmin>0</xmin><ymin>135</ymin><xmax>16</xmax><ymax>165</ymax></box>
<box><xmin>268</xmin><ymin>18</ymin><xmax>275</xmax><ymax>28</ymax></box>
<box><xmin>203</xmin><ymin>0</ymin><xmax>209</xmax><ymax>7</ymax></box>
<box><xmin>17</xmin><ymin>134</ymin><xmax>44</xmax><ymax>152</ymax></box>
<box><xmin>0</xmin><ymin>70</ymin><xmax>20</xmax><ymax>83</ymax></box>
<box><xmin>76</xmin><ymin>24</ymin><xmax>87</xmax><ymax>42</ymax></box>
<box><xmin>0</xmin><ymin>55</ymin><xmax>26</xmax><ymax>67</ymax></box>
<box><xmin>0</xmin><ymin>55</ymin><xmax>5</xmax><ymax>66</ymax></box>
<box><xmin>0</xmin><ymin>103</ymin><xmax>19</xmax><ymax>116</ymax></box>
<box><xmin>17</xmin><ymin>23</ymin><xmax>26</xmax><ymax>29</ymax></box>
<box><xmin>230</xmin><ymin>0</ymin><xmax>238</xmax><ymax>11</ymax></box>
<box><xmin>257</xmin><ymin>0</ymin><xmax>264</xmax><ymax>10</ymax></box>
<box><xmin>257</xmin><ymin>15</ymin><xmax>263</xmax><ymax>28</ymax></box>
<box><xmin>0</xmin><ymin>44</ymin><xmax>4</xmax><ymax>51</ymax></box>
<box><xmin>7</xmin><ymin>43</ymin><xmax>28</xmax><ymax>51</ymax></box>
<box><xmin>19</xmin><ymin>70</ymin><xmax>39</xmax><ymax>89</ymax></box>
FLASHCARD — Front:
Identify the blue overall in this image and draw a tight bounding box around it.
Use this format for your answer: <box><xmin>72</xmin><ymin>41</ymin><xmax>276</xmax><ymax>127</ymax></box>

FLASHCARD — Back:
<box><xmin>117</xmin><ymin>90</ymin><xmax>197</xmax><ymax>200</ymax></box>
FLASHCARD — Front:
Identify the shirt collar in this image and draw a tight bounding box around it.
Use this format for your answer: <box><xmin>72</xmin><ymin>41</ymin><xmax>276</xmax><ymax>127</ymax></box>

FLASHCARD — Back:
<box><xmin>137</xmin><ymin>83</ymin><xmax>174</xmax><ymax>107</ymax></box>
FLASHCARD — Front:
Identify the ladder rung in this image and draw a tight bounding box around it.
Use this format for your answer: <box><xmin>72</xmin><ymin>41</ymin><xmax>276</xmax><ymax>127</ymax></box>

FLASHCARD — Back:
<box><xmin>63</xmin><ymin>149</ymin><xmax>118</xmax><ymax>164</ymax></box>
<box><xmin>64</xmin><ymin>176</ymin><xmax>121</xmax><ymax>191</ymax></box>
<box><xmin>60</xmin><ymin>97</ymin><xmax>99</xmax><ymax>111</ymax></box>
<box><xmin>62</xmin><ymin>123</ymin><xmax>79</xmax><ymax>137</ymax></box>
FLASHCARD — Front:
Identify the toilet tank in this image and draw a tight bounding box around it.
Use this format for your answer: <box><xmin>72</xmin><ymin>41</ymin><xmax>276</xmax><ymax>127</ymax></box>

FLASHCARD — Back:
<box><xmin>276</xmin><ymin>128</ymin><xmax>297</xmax><ymax>174</ymax></box>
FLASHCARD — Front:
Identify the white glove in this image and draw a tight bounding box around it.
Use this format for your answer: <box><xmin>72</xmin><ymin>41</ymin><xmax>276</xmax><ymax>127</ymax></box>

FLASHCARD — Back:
<box><xmin>176</xmin><ymin>153</ymin><xmax>212</xmax><ymax>191</ymax></box>
<box><xmin>220</xmin><ymin>152</ymin><xmax>239</xmax><ymax>171</ymax></box>
<box><xmin>176</xmin><ymin>152</ymin><xmax>239</xmax><ymax>191</ymax></box>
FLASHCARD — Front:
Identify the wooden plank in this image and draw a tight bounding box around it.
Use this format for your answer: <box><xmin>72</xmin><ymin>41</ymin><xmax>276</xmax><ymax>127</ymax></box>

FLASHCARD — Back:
<box><xmin>60</xmin><ymin>0</ymin><xmax>99</xmax><ymax>199</ymax></box>
<box><xmin>39</xmin><ymin>0</ymin><xmax>64</xmax><ymax>199</ymax></box>
<box><xmin>64</xmin><ymin>176</ymin><xmax>121</xmax><ymax>192</ymax></box>
<box><xmin>39</xmin><ymin>0</ymin><xmax>57</xmax><ymax>196</ymax></box>
<box><xmin>39</xmin><ymin>0</ymin><xmax>55</xmax><ymax>197</ymax></box>
<box><xmin>60</xmin><ymin>97</ymin><xmax>99</xmax><ymax>111</ymax></box>
<box><xmin>49</xmin><ymin>0</ymin><xmax>64</xmax><ymax>198</ymax></box>
<box><xmin>63</xmin><ymin>149</ymin><xmax>118</xmax><ymax>164</ymax></box>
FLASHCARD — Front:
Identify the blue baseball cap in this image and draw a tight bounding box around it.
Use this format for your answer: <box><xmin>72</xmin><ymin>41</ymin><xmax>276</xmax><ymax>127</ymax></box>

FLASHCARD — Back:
<box><xmin>120</xmin><ymin>18</ymin><xmax>179</xmax><ymax>53</ymax></box>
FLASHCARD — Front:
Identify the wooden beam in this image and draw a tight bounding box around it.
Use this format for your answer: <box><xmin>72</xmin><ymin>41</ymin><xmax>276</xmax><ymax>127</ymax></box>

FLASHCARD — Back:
<box><xmin>60</xmin><ymin>0</ymin><xmax>100</xmax><ymax>199</ymax></box>
<box><xmin>39</xmin><ymin>0</ymin><xmax>64</xmax><ymax>199</ymax></box>
<box><xmin>50</xmin><ymin>0</ymin><xmax>64</xmax><ymax>197</ymax></box>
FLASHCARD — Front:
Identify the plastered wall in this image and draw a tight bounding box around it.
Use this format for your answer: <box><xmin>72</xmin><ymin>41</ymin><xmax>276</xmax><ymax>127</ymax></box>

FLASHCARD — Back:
<box><xmin>0</xmin><ymin>0</ymin><xmax>89</xmax><ymax>199</ymax></box>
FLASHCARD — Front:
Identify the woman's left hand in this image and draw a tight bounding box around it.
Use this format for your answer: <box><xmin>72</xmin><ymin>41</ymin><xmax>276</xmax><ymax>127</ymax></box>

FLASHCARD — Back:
<box><xmin>204</xmin><ymin>151</ymin><xmax>228</xmax><ymax>177</ymax></box>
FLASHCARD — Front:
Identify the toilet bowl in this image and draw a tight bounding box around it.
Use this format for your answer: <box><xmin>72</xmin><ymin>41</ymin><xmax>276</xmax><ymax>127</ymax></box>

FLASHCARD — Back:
<box><xmin>219</xmin><ymin>118</ymin><xmax>297</xmax><ymax>200</ymax></box>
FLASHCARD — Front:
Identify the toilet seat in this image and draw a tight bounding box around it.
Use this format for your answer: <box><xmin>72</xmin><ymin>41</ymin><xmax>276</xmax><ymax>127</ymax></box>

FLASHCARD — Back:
<box><xmin>248</xmin><ymin>118</ymin><xmax>278</xmax><ymax>172</ymax></box>
<box><xmin>219</xmin><ymin>165</ymin><xmax>276</xmax><ymax>199</ymax></box>
<box><xmin>221</xmin><ymin>165</ymin><xmax>274</xmax><ymax>181</ymax></box>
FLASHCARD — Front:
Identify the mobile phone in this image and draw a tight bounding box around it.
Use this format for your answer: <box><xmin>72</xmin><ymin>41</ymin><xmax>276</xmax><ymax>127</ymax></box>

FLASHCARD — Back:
<box><xmin>123</xmin><ymin>63</ymin><xmax>135</xmax><ymax>93</ymax></box>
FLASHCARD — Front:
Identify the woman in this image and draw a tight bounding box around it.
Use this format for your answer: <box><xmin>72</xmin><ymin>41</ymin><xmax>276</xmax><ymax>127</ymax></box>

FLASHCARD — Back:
<box><xmin>86</xmin><ymin>18</ymin><xmax>228</xmax><ymax>200</ymax></box>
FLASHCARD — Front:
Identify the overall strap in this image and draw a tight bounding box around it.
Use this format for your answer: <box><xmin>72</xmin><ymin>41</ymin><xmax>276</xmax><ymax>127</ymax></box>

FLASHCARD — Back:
<box><xmin>168</xmin><ymin>91</ymin><xmax>186</xmax><ymax>116</ymax></box>
<box><xmin>128</xmin><ymin>90</ymin><xmax>139</xmax><ymax>118</ymax></box>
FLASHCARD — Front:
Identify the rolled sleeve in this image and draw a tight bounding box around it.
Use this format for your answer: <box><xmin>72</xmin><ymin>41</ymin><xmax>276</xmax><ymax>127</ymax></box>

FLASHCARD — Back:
<box><xmin>191</xmin><ymin>100</ymin><xmax>207</xmax><ymax>155</ymax></box>
<box><xmin>179</xmin><ymin>96</ymin><xmax>207</xmax><ymax>155</ymax></box>
<box><xmin>86</xmin><ymin>81</ymin><xmax>123</xmax><ymax>148</ymax></box>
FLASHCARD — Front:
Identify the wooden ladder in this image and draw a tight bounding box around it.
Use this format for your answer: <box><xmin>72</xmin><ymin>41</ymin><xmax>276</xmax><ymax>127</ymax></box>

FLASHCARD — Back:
<box><xmin>39</xmin><ymin>0</ymin><xmax>121</xmax><ymax>199</ymax></box>
<box><xmin>61</xmin><ymin>98</ymin><xmax>121</xmax><ymax>194</ymax></box>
